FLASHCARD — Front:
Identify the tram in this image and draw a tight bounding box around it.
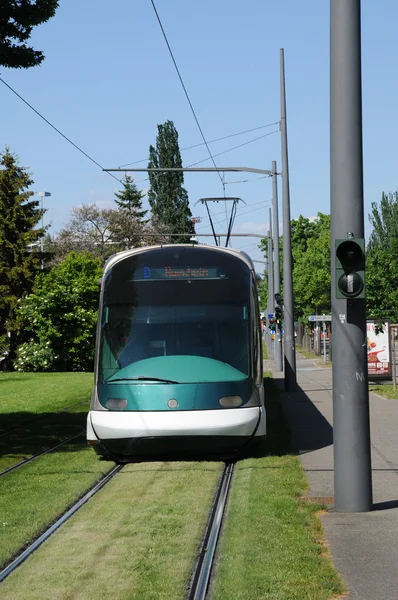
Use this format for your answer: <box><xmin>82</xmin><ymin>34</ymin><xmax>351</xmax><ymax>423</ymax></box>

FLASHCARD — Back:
<box><xmin>87</xmin><ymin>244</ymin><xmax>266</xmax><ymax>461</ymax></box>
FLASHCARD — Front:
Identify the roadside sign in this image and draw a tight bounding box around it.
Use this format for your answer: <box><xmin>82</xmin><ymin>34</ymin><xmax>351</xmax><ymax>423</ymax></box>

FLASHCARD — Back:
<box><xmin>367</xmin><ymin>320</ymin><xmax>392</xmax><ymax>380</ymax></box>
<box><xmin>308</xmin><ymin>315</ymin><xmax>332</xmax><ymax>322</ymax></box>
<box><xmin>268</xmin><ymin>313</ymin><xmax>274</xmax><ymax>319</ymax></box>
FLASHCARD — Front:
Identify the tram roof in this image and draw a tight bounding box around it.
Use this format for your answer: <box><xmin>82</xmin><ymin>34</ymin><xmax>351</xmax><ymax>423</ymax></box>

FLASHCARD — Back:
<box><xmin>103</xmin><ymin>244</ymin><xmax>255</xmax><ymax>274</ymax></box>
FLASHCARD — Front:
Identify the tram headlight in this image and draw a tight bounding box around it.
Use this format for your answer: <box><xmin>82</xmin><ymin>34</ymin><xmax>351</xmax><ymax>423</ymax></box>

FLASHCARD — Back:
<box><xmin>106</xmin><ymin>398</ymin><xmax>128</xmax><ymax>410</ymax></box>
<box><xmin>219</xmin><ymin>396</ymin><xmax>243</xmax><ymax>408</ymax></box>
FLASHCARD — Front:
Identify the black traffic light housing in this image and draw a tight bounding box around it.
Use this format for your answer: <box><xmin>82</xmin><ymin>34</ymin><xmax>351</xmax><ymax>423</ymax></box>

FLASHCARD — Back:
<box><xmin>269</xmin><ymin>318</ymin><xmax>275</xmax><ymax>332</ymax></box>
<box><xmin>275</xmin><ymin>305</ymin><xmax>283</xmax><ymax>323</ymax></box>
<box><xmin>335</xmin><ymin>237</ymin><xmax>365</xmax><ymax>299</ymax></box>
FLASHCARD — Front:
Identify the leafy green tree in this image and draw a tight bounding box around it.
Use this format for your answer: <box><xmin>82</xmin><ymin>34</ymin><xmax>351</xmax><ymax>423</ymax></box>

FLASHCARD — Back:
<box><xmin>293</xmin><ymin>214</ymin><xmax>331</xmax><ymax>319</ymax></box>
<box><xmin>148</xmin><ymin>120</ymin><xmax>194</xmax><ymax>243</ymax></box>
<box><xmin>366</xmin><ymin>191</ymin><xmax>398</xmax><ymax>321</ymax></box>
<box><xmin>368</xmin><ymin>191</ymin><xmax>398</xmax><ymax>251</ymax></box>
<box><xmin>15</xmin><ymin>252</ymin><xmax>102</xmax><ymax>371</ymax></box>
<box><xmin>0</xmin><ymin>1</ymin><xmax>59</xmax><ymax>69</ymax></box>
<box><xmin>0</xmin><ymin>147</ymin><xmax>45</xmax><ymax>364</ymax></box>
<box><xmin>366</xmin><ymin>240</ymin><xmax>398</xmax><ymax>323</ymax></box>
<box><xmin>259</xmin><ymin>213</ymin><xmax>331</xmax><ymax>321</ymax></box>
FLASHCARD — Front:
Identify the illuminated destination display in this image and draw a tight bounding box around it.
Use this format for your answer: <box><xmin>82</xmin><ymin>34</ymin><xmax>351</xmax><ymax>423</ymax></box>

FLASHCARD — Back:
<box><xmin>134</xmin><ymin>266</ymin><xmax>224</xmax><ymax>280</ymax></box>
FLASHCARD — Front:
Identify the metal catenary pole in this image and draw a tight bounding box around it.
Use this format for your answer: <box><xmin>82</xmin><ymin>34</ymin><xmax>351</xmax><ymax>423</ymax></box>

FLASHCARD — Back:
<box><xmin>330</xmin><ymin>0</ymin><xmax>372</xmax><ymax>512</ymax></box>
<box><xmin>272</xmin><ymin>160</ymin><xmax>283</xmax><ymax>371</ymax></box>
<box><xmin>280</xmin><ymin>48</ymin><xmax>297</xmax><ymax>391</ymax></box>
<box><xmin>267</xmin><ymin>225</ymin><xmax>275</xmax><ymax>360</ymax></box>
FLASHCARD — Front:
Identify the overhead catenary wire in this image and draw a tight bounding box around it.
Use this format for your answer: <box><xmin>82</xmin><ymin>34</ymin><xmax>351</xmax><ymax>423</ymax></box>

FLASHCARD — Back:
<box><xmin>0</xmin><ymin>77</ymin><xmax>122</xmax><ymax>184</ymax></box>
<box><xmin>149</xmin><ymin>0</ymin><xmax>223</xmax><ymax>186</ymax></box>
<box><xmin>187</xmin><ymin>130</ymin><xmax>279</xmax><ymax>167</ymax></box>
<box><xmin>118</xmin><ymin>121</ymin><xmax>280</xmax><ymax>168</ymax></box>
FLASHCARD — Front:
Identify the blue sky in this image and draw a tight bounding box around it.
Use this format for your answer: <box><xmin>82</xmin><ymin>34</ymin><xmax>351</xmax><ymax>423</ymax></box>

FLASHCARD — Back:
<box><xmin>1</xmin><ymin>0</ymin><xmax>397</xmax><ymax>268</ymax></box>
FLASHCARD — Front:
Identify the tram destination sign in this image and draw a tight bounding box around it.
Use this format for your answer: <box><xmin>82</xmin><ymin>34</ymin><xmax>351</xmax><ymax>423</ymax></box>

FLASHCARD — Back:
<box><xmin>308</xmin><ymin>315</ymin><xmax>332</xmax><ymax>322</ymax></box>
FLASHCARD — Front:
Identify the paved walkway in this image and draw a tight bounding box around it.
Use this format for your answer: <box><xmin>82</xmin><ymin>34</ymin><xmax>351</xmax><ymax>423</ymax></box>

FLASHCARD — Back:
<box><xmin>271</xmin><ymin>354</ymin><xmax>398</xmax><ymax>600</ymax></box>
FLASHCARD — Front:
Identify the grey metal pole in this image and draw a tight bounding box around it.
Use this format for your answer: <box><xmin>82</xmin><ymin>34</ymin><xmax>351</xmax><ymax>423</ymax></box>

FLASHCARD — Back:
<box><xmin>272</xmin><ymin>161</ymin><xmax>283</xmax><ymax>371</ymax></box>
<box><xmin>267</xmin><ymin>226</ymin><xmax>275</xmax><ymax>360</ymax></box>
<box><xmin>280</xmin><ymin>48</ymin><xmax>296</xmax><ymax>391</ymax></box>
<box><xmin>330</xmin><ymin>0</ymin><xmax>372</xmax><ymax>512</ymax></box>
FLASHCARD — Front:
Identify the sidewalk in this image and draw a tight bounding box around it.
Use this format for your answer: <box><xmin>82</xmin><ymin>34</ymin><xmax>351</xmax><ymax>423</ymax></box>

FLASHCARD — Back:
<box><xmin>272</xmin><ymin>353</ymin><xmax>398</xmax><ymax>600</ymax></box>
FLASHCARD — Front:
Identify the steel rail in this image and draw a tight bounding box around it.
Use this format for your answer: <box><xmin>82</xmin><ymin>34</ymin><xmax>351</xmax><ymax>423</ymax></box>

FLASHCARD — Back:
<box><xmin>0</xmin><ymin>430</ymin><xmax>84</xmax><ymax>478</ymax></box>
<box><xmin>188</xmin><ymin>462</ymin><xmax>235</xmax><ymax>600</ymax></box>
<box><xmin>0</xmin><ymin>464</ymin><xmax>123</xmax><ymax>582</ymax></box>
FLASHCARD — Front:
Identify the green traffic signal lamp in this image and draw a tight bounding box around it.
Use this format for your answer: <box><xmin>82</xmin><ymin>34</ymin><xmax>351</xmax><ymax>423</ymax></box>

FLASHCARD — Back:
<box><xmin>335</xmin><ymin>237</ymin><xmax>365</xmax><ymax>299</ymax></box>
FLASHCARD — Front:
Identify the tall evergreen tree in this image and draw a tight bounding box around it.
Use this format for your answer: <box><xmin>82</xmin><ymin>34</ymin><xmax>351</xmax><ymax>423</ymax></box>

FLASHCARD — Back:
<box><xmin>0</xmin><ymin>1</ymin><xmax>59</xmax><ymax>69</ymax></box>
<box><xmin>0</xmin><ymin>148</ymin><xmax>45</xmax><ymax>364</ymax></box>
<box><xmin>148</xmin><ymin>120</ymin><xmax>194</xmax><ymax>243</ymax></box>
<box><xmin>114</xmin><ymin>175</ymin><xmax>147</xmax><ymax>222</ymax></box>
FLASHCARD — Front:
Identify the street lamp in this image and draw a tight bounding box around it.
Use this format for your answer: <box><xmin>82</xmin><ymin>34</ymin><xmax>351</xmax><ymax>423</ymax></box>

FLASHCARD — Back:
<box><xmin>37</xmin><ymin>191</ymin><xmax>51</xmax><ymax>254</ymax></box>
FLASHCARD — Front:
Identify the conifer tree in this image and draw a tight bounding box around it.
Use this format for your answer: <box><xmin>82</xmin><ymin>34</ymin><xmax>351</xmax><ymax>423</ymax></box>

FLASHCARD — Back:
<box><xmin>148</xmin><ymin>121</ymin><xmax>194</xmax><ymax>243</ymax></box>
<box><xmin>0</xmin><ymin>1</ymin><xmax>59</xmax><ymax>69</ymax></box>
<box><xmin>0</xmin><ymin>148</ymin><xmax>45</xmax><ymax>365</ymax></box>
<box><xmin>114</xmin><ymin>175</ymin><xmax>148</xmax><ymax>222</ymax></box>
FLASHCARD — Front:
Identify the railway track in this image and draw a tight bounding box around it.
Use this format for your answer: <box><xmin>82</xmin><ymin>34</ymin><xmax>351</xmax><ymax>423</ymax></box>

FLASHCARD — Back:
<box><xmin>0</xmin><ymin>430</ymin><xmax>85</xmax><ymax>478</ymax></box>
<box><xmin>0</xmin><ymin>464</ymin><xmax>123</xmax><ymax>583</ymax></box>
<box><xmin>188</xmin><ymin>461</ymin><xmax>235</xmax><ymax>600</ymax></box>
<box><xmin>0</xmin><ymin>461</ymin><xmax>234</xmax><ymax>594</ymax></box>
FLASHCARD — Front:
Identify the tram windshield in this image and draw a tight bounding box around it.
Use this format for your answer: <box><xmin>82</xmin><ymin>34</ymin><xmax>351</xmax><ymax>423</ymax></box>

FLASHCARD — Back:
<box><xmin>98</xmin><ymin>247</ymin><xmax>252</xmax><ymax>383</ymax></box>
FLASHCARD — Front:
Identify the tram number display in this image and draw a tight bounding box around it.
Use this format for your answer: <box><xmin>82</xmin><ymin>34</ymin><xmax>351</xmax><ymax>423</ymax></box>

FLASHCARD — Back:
<box><xmin>134</xmin><ymin>266</ymin><xmax>225</xmax><ymax>280</ymax></box>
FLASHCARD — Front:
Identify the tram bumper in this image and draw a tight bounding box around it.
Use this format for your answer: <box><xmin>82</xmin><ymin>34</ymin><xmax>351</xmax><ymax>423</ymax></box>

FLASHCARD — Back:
<box><xmin>87</xmin><ymin>406</ymin><xmax>265</xmax><ymax>460</ymax></box>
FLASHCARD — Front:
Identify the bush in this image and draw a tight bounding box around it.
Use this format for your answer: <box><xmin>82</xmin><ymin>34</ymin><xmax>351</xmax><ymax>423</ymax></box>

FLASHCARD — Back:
<box><xmin>14</xmin><ymin>340</ymin><xmax>55</xmax><ymax>372</ymax></box>
<box><xmin>15</xmin><ymin>252</ymin><xmax>102</xmax><ymax>371</ymax></box>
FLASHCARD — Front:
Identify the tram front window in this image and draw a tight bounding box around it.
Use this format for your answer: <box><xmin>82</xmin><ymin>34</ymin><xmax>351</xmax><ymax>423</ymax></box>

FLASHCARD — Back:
<box><xmin>99</xmin><ymin>249</ymin><xmax>251</xmax><ymax>384</ymax></box>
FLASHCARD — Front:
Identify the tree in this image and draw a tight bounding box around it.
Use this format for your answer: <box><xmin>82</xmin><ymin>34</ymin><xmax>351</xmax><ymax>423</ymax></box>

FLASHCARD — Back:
<box><xmin>293</xmin><ymin>214</ymin><xmax>331</xmax><ymax>319</ymax></box>
<box><xmin>53</xmin><ymin>204</ymin><xmax>115</xmax><ymax>261</ymax></box>
<box><xmin>259</xmin><ymin>213</ymin><xmax>331</xmax><ymax>321</ymax></box>
<box><xmin>0</xmin><ymin>1</ymin><xmax>59</xmax><ymax>69</ymax></box>
<box><xmin>0</xmin><ymin>147</ymin><xmax>45</xmax><ymax>364</ymax></box>
<box><xmin>368</xmin><ymin>191</ymin><xmax>398</xmax><ymax>251</ymax></box>
<box><xmin>148</xmin><ymin>120</ymin><xmax>194</xmax><ymax>243</ymax></box>
<box><xmin>366</xmin><ymin>191</ymin><xmax>398</xmax><ymax>321</ymax></box>
<box><xmin>15</xmin><ymin>252</ymin><xmax>102</xmax><ymax>371</ymax></box>
<box><xmin>114</xmin><ymin>175</ymin><xmax>147</xmax><ymax>221</ymax></box>
<box><xmin>111</xmin><ymin>176</ymin><xmax>148</xmax><ymax>249</ymax></box>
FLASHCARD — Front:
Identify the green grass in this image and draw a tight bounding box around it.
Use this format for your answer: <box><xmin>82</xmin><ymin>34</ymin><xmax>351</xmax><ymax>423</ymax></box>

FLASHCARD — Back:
<box><xmin>210</xmin><ymin>375</ymin><xmax>345</xmax><ymax>600</ymax></box>
<box><xmin>369</xmin><ymin>383</ymin><xmax>398</xmax><ymax>399</ymax></box>
<box><xmin>0</xmin><ymin>442</ymin><xmax>115</xmax><ymax>569</ymax></box>
<box><xmin>0</xmin><ymin>371</ymin><xmax>93</xmax><ymax>416</ymax></box>
<box><xmin>0</xmin><ymin>372</ymin><xmax>93</xmax><ymax>472</ymax></box>
<box><xmin>0</xmin><ymin>461</ymin><xmax>222</xmax><ymax>600</ymax></box>
<box><xmin>262</xmin><ymin>338</ymin><xmax>268</xmax><ymax>360</ymax></box>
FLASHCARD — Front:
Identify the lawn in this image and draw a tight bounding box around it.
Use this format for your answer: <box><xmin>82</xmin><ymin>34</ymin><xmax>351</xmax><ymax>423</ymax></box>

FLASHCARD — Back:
<box><xmin>0</xmin><ymin>372</ymin><xmax>93</xmax><ymax>472</ymax></box>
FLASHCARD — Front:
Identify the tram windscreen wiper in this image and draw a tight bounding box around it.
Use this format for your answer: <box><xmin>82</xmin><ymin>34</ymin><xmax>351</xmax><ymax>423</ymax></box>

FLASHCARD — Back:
<box><xmin>108</xmin><ymin>376</ymin><xmax>180</xmax><ymax>384</ymax></box>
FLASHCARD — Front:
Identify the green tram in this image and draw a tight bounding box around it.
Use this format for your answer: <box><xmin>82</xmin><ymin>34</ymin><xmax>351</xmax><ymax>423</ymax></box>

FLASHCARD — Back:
<box><xmin>87</xmin><ymin>244</ymin><xmax>266</xmax><ymax>461</ymax></box>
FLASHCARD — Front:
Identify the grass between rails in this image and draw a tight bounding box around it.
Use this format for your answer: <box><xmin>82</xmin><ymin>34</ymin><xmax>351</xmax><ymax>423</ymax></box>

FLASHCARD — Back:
<box><xmin>0</xmin><ymin>372</ymin><xmax>93</xmax><ymax>472</ymax></box>
<box><xmin>0</xmin><ymin>461</ymin><xmax>223</xmax><ymax>600</ymax></box>
<box><xmin>0</xmin><ymin>441</ymin><xmax>114</xmax><ymax>569</ymax></box>
<box><xmin>210</xmin><ymin>375</ymin><xmax>345</xmax><ymax>600</ymax></box>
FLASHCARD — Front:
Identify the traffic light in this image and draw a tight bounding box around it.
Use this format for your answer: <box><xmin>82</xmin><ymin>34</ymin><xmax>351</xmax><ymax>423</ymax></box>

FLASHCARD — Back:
<box><xmin>269</xmin><ymin>318</ymin><xmax>275</xmax><ymax>332</ymax></box>
<box><xmin>275</xmin><ymin>305</ymin><xmax>283</xmax><ymax>324</ymax></box>
<box><xmin>335</xmin><ymin>237</ymin><xmax>365</xmax><ymax>299</ymax></box>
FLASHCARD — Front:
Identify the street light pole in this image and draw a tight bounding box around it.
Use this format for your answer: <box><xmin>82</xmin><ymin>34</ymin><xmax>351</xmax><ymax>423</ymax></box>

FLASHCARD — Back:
<box><xmin>37</xmin><ymin>191</ymin><xmax>51</xmax><ymax>266</ymax></box>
